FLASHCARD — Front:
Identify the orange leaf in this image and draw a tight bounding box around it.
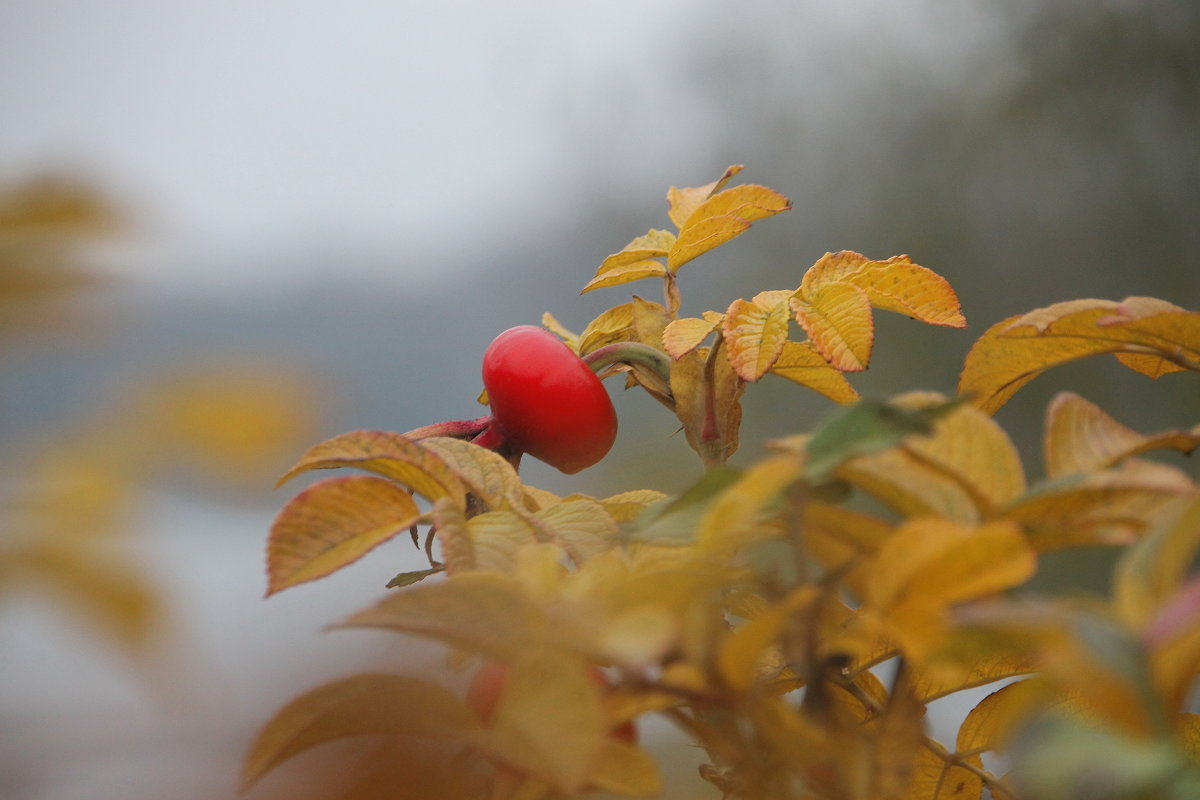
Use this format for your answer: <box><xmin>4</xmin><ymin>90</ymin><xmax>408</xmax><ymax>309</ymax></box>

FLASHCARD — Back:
<box><xmin>666</xmin><ymin>164</ymin><xmax>743</xmax><ymax>228</ymax></box>
<box><xmin>791</xmin><ymin>281</ymin><xmax>874</xmax><ymax>371</ymax></box>
<box><xmin>241</xmin><ymin>672</ymin><xmax>480</xmax><ymax>791</ymax></box>
<box><xmin>267</xmin><ymin>475</ymin><xmax>421</xmax><ymax>594</ymax></box>
<box><xmin>844</xmin><ymin>255</ymin><xmax>965</xmax><ymax>328</ymax></box>
<box><xmin>722</xmin><ymin>297</ymin><xmax>791</xmax><ymax>381</ymax></box>
<box><xmin>959</xmin><ymin>297</ymin><xmax>1200</xmax><ymax>414</ymax></box>
<box><xmin>767</xmin><ymin>341</ymin><xmax>860</xmax><ymax>404</ymax></box>
<box><xmin>662</xmin><ymin>313</ymin><xmax>723</xmax><ymax>359</ymax></box>
<box><xmin>277</xmin><ymin>429</ymin><xmax>466</xmax><ymax>506</ymax></box>
<box><xmin>1044</xmin><ymin>391</ymin><xmax>1200</xmax><ymax>479</ymax></box>
<box><xmin>667</xmin><ymin>213</ymin><xmax>751</xmax><ymax>272</ymax></box>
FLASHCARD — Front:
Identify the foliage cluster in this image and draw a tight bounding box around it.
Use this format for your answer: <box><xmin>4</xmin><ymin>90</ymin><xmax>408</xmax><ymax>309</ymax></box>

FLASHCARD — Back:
<box><xmin>248</xmin><ymin>167</ymin><xmax>1200</xmax><ymax>800</ymax></box>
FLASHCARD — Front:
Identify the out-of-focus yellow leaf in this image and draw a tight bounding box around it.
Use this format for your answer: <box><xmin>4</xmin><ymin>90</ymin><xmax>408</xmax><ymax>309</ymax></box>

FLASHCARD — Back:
<box><xmin>903</xmin><ymin>744</ymin><xmax>984</xmax><ymax>800</ymax></box>
<box><xmin>717</xmin><ymin>585</ymin><xmax>817</xmax><ymax>691</ymax></box>
<box><xmin>912</xmin><ymin>651</ymin><xmax>1035</xmax><ymax>704</ymax></box>
<box><xmin>1003</xmin><ymin>460</ymin><xmax>1195</xmax><ymax>550</ymax></box>
<box><xmin>483</xmin><ymin>651</ymin><xmax>606</xmax><ymax>793</ymax></box>
<box><xmin>838</xmin><ymin>448</ymin><xmax>981</xmax><ymax>522</ymax></box>
<box><xmin>959</xmin><ymin>297</ymin><xmax>1200</xmax><ymax>414</ymax></box>
<box><xmin>722</xmin><ymin>297</ymin><xmax>791</xmax><ymax>381</ymax></box>
<box><xmin>461</xmin><ymin>510</ymin><xmax>539</xmax><ymax>573</ymax></box>
<box><xmin>581</xmin><ymin>259</ymin><xmax>667</xmax><ymax>295</ymax></box>
<box><xmin>864</xmin><ymin>518</ymin><xmax>1036</xmax><ymax>656</ymax></box>
<box><xmin>597</xmin><ymin>489</ymin><xmax>669</xmax><ymax>522</ymax></box>
<box><xmin>135</xmin><ymin>365</ymin><xmax>319</xmax><ymax>486</ymax></box>
<box><xmin>696</xmin><ymin>453</ymin><xmax>803</xmax><ymax>555</ymax></box>
<box><xmin>431</xmin><ymin>497</ymin><xmax>473</xmax><ymax>574</ymax></box>
<box><xmin>803</xmin><ymin>501</ymin><xmax>893</xmax><ymax>599</ymax></box>
<box><xmin>338</xmin><ymin>572</ymin><xmax>559</xmax><ymax>661</ymax></box>
<box><xmin>1044</xmin><ymin>392</ymin><xmax>1200</xmax><ymax>479</ymax></box>
<box><xmin>667</xmin><ymin>213</ymin><xmax>751</xmax><ymax>272</ymax></box>
<box><xmin>267</xmin><ymin>475</ymin><xmax>421</xmax><ymax>595</ymax></box>
<box><xmin>896</xmin><ymin>392</ymin><xmax>1027</xmax><ymax>514</ymax></box>
<box><xmin>662</xmin><ymin>313</ymin><xmax>723</xmax><ymax>359</ymax></box>
<box><xmin>680</xmin><ymin>183</ymin><xmax>791</xmax><ymax>229</ymax></box>
<box><xmin>587</xmin><ymin>738</ymin><xmax>662</xmax><ymax>797</ymax></box>
<box><xmin>417</xmin><ymin>436</ymin><xmax>523</xmax><ymax>511</ymax></box>
<box><xmin>530</xmin><ymin>497</ymin><xmax>618</xmax><ymax>565</ymax></box>
<box><xmin>768</xmin><ymin>340</ymin><xmax>860</xmax><ymax>404</ymax></box>
<box><xmin>666</xmin><ymin>164</ymin><xmax>743</xmax><ymax>228</ymax></box>
<box><xmin>1114</xmin><ymin>496</ymin><xmax>1200</xmax><ymax>629</ymax></box>
<box><xmin>1145</xmin><ymin>574</ymin><xmax>1200</xmax><ymax>711</ymax></box>
<box><xmin>277</xmin><ymin>429</ymin><xmax>465</xmax><ymax>506</ymax></box>
<box><xmin>1179</xmin><ymin>714</ymin><xmax>1200</xmax><ymax>762</ymax></box>
<box><xmin>240</xmin><ymin>672</ymin><xmax>481</xmax><ymax>792</ymax></box>
<box><xmin>791</xmin><ymin>281</ymin><xmax>874</xmax><ymax>371</ymax></box>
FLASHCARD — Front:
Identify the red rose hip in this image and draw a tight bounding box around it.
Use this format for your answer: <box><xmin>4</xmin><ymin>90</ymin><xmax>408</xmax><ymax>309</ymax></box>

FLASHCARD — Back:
<box><xmin>481</xmin><ymin>326</ymin><xmax>618</xmax><ymax>474</ymax></box>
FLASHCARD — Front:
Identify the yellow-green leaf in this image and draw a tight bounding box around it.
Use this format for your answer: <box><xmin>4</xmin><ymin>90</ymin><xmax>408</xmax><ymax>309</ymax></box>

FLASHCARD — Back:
<box><xmin>667</xmin><ymin>213</ymin><xmax>752</xmax><ymax>272</ymax></box>
<box><xmin>722</xmin><ymin>297</ymin><xmax>791</xmax><ymax>381</ymax></box>
<box><xmin>241</xmin><ymin>673</ymin><xmax>480</xmax><ymax>791</ymax></box>
<box><xmin>277</xmin><ymin>429</ymin><xmax>465</xmax><ymax>506</ymax></box>
<box><xmin>663</xmin><ymin>314</ymin><xmax>723</xmax><ymax>359</ymax></box>
<box><xmin>696</xmin><ymin>454</ymin><xmax>804</xmax><ymax>555</ymax></box>
<box><xmin>1044</xmin><ymin>391</ymin><xmax>1200</xmax><ymax>479</ymax></box>
<box><xmin>959</xmin><ymin>297</ymin><xmax>1200</xmax><ymax>414</ymax></box>
<box><xmin>767</xmin><ymin>340</ymin><xmax>860</xmax><ymax>404</ymax></box>
<box><xmin>540</xmin><ymin>312</ymin><xmax>579</xmax><ymax>350</ymax></box>
<box><xmin>791</xmin><ymin>281</ymin><xmax>874</xmax><ymax>371</ymax></box>
<box><xmin>267</xmin><ymin>475</ymin><xmax>422</xmax><ymax>595</ymax></box>
<box><xmin>666</xmin><ymin>164</ymin><xmax>743</xmax><ymax>228</ymax></box>
<box><xmin>587</xmin><ymin>738</ymin><xmax>663</xmax><ymax>797</ymax></box>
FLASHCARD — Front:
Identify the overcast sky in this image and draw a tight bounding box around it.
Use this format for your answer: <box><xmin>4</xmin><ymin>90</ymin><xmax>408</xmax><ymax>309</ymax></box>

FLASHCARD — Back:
<box><xmin>0</xmin><ymin>1</ymin><xmax>699</xmax><ymax>287</ymax></box>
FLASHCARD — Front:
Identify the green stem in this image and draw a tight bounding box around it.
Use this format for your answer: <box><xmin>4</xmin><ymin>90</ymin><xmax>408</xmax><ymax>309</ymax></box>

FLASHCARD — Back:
<box><xmin>583</xmin><ymin>342</ymin><xmax>674</xmax><ymax>399</ymax></box>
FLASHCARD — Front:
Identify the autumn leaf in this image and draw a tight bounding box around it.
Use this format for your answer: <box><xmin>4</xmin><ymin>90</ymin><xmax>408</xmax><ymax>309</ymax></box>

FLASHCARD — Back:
<box><xmin>1113</xmin><ymin>495</ymin><xmax>1200</xmax><ymax>630</ymax></box>
<box><xmin>277</xmin><ymin>429</ymin><xmax>466</xmax><ymax>506</ymax></box>
<box><xmin>666</xmin><ymin>213</ymin><xmax>752</xmax><ymax>272</ymax></box>
<box><xmin>267</xmin><ymin>475</ymin><xmax>422</xmax><ymax>595</ymax></box>
<box><xmin>1044</xmin><ymin>391</ymin><xmax>1200</xmax><ymax>479</ymax></box>
<box><xmin>579</xmin><ymin>302</ymin><xmax>636</xmax><ymax>354</ymax></box>
<box><xmin>417</xmin><ymin>436</ymin><xmax>523</xmax><ymax>511</ymax></box>
<box><xmin>959</xmin><ymin>297</ymin><xmax>1200</xmax><ymax>414</ymax></box>
<box><xmin>767</xmin><ymin>340</ymin><xmax>860</xmax><ymax>404</ymax></box>
<box><xmin>662</xmin><ymin>312</ymin><xmax>724</xmax><ymax>359</ymax></box>
<box><xmin>241</xmin><ymin>672</ymin><xmax>481</xmax><ymax>792</ymax></box>
<box><xmin>791</xmin><ymin>281</ymin><xmax>875</xmax><ymax>371</ymax></box>
<box><xmin>666</xmin><ymin>164</ymin><xmax>743</xmax><ymax>228</ymax></box>
<box><xmin>722</xmin><ymin>297</ymin><xmax>791</xmax><ymax>381</ymax></box>
<box><xmin>670</xmin><ymin>347</ymin><xmax>746</xmax><ymax>466</ymax></box>
<box><xmin>540</xmin><ymin>311</ymin><xmax>580</xmax><ymax>350</ymax></box>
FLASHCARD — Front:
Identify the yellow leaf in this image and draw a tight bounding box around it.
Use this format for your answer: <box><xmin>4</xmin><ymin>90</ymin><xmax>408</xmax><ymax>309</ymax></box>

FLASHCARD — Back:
<box><xmin>1004</xmin><ymin>460</ymin><xmax>1195</xmax><ymax>550</ymax></box>
<box><xmin>680</xmin><ymin>183</ymin><xmax>791</xmax><ymax>228</ymax></box>
<box><xmin>1044</xmin><ymin>391</ymin><xmax>1200</xmax><ymax>479</ymax></box>
<box><xmin>596</xmin><ymin>489</ymin><xmax>669</xmax><ymax>522</ymax></box>
<box><xmin>241</xmin><ymin>672</ymin><xmax>480</xmax><ymax>792</ymax></box>
<box><xmin>841</xmin><ymin>255</ymin><xmax>966</xmax><ymax>328</ymax></box>
<box><xmin>1179</xmin><ymin>713</ymin><xmax>1200</xmax><ymax>762</ymax></box>
<box><xmin>531</xmin><ymin>497</ymin><xmax>619</xmax><ymax>564</ymax></box>
<box><xmin>666</xmin><ymin>213</ymin><xmax>752</xmax><ymax>272</ymax></box>
<box><xmin>540</xmin><ymin>312</ymin><xmax>579</xmax><ymax>350</ymax></box>
<box><xmin>267</xmin><ymin>475</ymin><xmax>422</xmax><ymax>595</ymax></box>
<box><xmin>767</xmin><ymin>340</ymin><xmax>860</xmax><ymax>404</ymax></box>
<box><xmin>277</xmin><ymin>429</ymin><xmax>466</xmax><ymax>506</ymax></box>
<box><xmin>903</xmin><ymin>744</ymin><xmax>983</xmax><ymax>800</ymax></box>
<box><xmin>338</xmin><ymin>572</ymin><xmax>557</xmax><ymax>661</ymax></box>
<box><xmin>838</xmin><ymin>447</ymin><xmax>982</xmax><ymax>522</ymax></box>
<box><xmin>696</xmin><ymin>453</ymin><xmax>804</xmax><ymax>555</ymax></box>
<box><xmin>800</xmin><ymin>250</ymin><xmax>873</xmax><ymax>294</ymax></box>
<box><xmin>594</xmin><ymin>228</ymin><xmax>675</xmax><ymax>270</ymax></box>
<box><xmin>460</xmin><ymin>510</ymin><xmax>539</xmax><ymax>573</ymax></box>
<box><xmin>666</xmin><ymin>164</ymin><xmax>743</xmax><ymax>228</ymax></box>
<box><xmin>912</xmin><ymin>652</ymin><xmax>1036</xmax><ymax>704</ymax></box>
<box><xmin>959</xmin><ymin>297</ymin><xmax>1200</xmax><ymax>414</ymax></box>
<box><xmin>431</xmin><ymin>498</ymin><xmax>474</xmax><ymax>574</ymax></box>
<box><xmin>483</xmin><ymin>651</ymin><xmax>607</xmax><ymax>793</ymax></box>
<box><xmin>669</xmin><ymin>347</ymin><xmax>746</xmax><ymax>464</ymax></box>
<box><xmin>1114</xmin><ymin>495</ymin><xmax>1200</xmax><ymax>629</ymax></box>
<box><xmin>581</xmin><ymin>259</ymin><xmax>667</xmax><ymax>295</ymax></box>
<box><xmin>587</xmin><ymin>738</ymin><xmax>663</xmax><ymax>797</ymax></box>
<box><xmin>717</xmin><ymin>586</ymin><xmax>817</xmax><ymax>691</ymax></box>
<box><xmin>897</xmin><ymin>392</ymin><xmax>1027</xmax><ymax>513</ymax></box>
<box><xmin>722</xmin><ymin>297</ymin><xmax>791</xmax><ymax>381</ymax></box>
<box><xmin>579</xmin><ymin>302</ymin><xmax>635</xmax><ymax>355</ymax></box>
<box><xmin>791</xmin><ymin>281</ymin><xmax>874</xmax><ymax>371</ymax></box>
<box><xmin>662</xmin><ymin>314</ymin><xmax>723</xmax><ymax>359</ymax></box>
<box><xmin>803</xmin><ymin>500</ymin><xmax>894</xmax><ymax>598</ymax></box>
<box><xmin>417</xmin><ymin>436</ymin><xmax>523</xmax><ymax>511</ymax></box>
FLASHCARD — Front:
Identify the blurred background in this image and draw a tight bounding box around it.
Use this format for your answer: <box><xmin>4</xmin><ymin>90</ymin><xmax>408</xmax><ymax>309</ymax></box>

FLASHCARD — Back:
<box><xmin>2</xmin><ymin>1</ymin><xmax>1197</xmax><ymax>798</ymax></box>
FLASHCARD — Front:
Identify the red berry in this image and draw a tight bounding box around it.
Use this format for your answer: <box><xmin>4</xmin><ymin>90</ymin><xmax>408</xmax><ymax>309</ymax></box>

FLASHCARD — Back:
<box><xmin>481</xmin><ymin>326</ymin><xmax>618</xmax><ymax>474</ymax></box>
